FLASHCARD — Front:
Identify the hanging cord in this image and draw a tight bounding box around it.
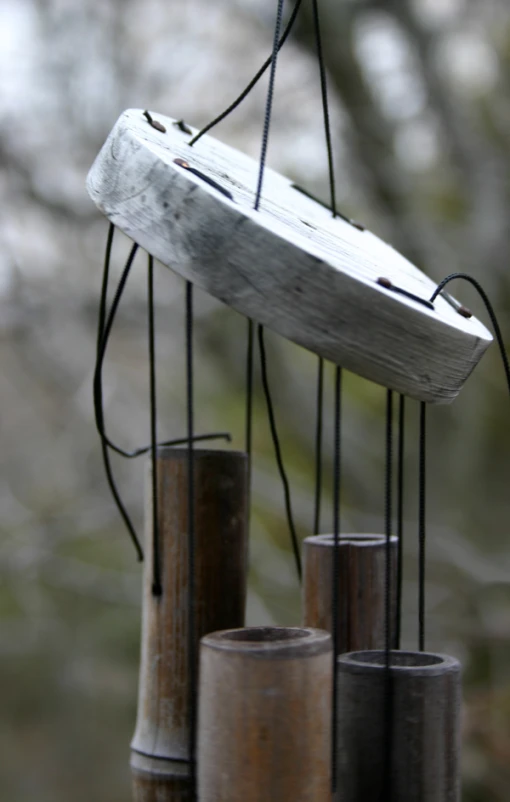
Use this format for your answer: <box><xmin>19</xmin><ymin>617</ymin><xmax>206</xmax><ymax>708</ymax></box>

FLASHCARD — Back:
<box><xmin>313</xmin><ymin>358</ymin><xmax>324</xmax><ymax>534</ymax></box>
<box><xmin>245</xmin><ymin>319</ymin><xmax>254</xmax><ymax>455</ymax></box>
<box><xmin>94</xmin><ymin>226</ymin><xmax>231</xmax><ymax>560</ymax></box>
<box><xmin>382</xmin><ymin>388</ymin><xmax>394</xmax><ymax>802</ymax></box>
<box><xmin>95</xmin><ymin>232</ymin><xmax>143</xmax><ymax>559</ymax></box>
<box><xmin>425</xmin><ymin>272</ymin><xmax>510</xmax><ymax>647</ymax></box>
<box><xmin>310</xmin><ymin>0</ymin><xmax>337</xmax><ymax>217</ymax></box>
<box><xmin>94</xmin><ymin>227</ymin><xmax>230</xmax><ymax>460</ymax></box>
<box><xmin>418</xmin><ymin>402</ymin><xmax>426</xmax><ymax>652</ymax></box>
<box><xmin>395</xmin><ymin>394</ymin><xmax>405</xmax><ymax>648</ymax></box>
<box><xmin>430</xmin><ymin>273</ymin><xmax>510</xmax><ymax>393</ymax></box>
<box><xmin>147</xmin><ymin>255</ymin><xmax>162</xmax><ymax>596</ymax></box>
<box><xmin>331</xmin><ymin>364</ymin><xmax>342</xmax><ymax>794</ymax></box>
<box><xmin>258</xmin><ymin>325</ymin><xmax>302</xmax><ymax>580</ymax></box>
<box><xmin>185</xmin><ymin>281</ymin><xmax>198</xmax><ymax>793</ymax></box>
<box><xmin>384</xmin><ymin>389</ymin><xmax>394</xmax><ymax>660</ymax></box>
<box><xmin>188</xmin><ymin>0</ymin><xmax>303</xmax><ymax>147</ymax></box>
<box><xmin>254</xmin><ymin>0</ymin><xmax>287</xmax><ymax>210</ymax></box>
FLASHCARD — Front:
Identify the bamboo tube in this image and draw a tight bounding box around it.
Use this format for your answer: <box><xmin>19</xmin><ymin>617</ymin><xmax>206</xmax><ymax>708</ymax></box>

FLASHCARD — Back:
<box><xmin>303</xmin><ymin>533</ymin><xmax>398</xmax><ymax>653</ymax></box>
<box><xmin>130</xmin><ymin>448</ymin><xmax>249</xmax><ymax>802</ymax></box>
<box><xmin>336</xmin><ymin>650</ymin><xmax>461</xmax><ymax>802</ymax></box>
<box><xmin>198</xmin><ymin>627</ymin><xmax>333</xmax><ymax>802</ymax></box>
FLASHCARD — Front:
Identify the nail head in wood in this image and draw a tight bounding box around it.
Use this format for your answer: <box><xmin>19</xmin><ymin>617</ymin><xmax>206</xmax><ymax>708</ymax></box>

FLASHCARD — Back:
<box><xmin>87</xmin><ymin>109</ymin><xmax>492</xmax><ymax>403</ymax></box>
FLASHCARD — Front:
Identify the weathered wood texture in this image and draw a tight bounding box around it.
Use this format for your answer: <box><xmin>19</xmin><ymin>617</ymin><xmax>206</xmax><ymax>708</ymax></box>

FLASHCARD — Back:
<box><xmin>336</xmin><ymin>650</ymin><xmax>461</xmax><ymax>802</ymax></box>
<box><xmin>130</xmin><ymin>448</ymin><xmax>249</xmax><ymax>802</ymax></box>
<box><xmin>303</xmin><ymin>533</ymin><xmax>398</xmax><ymax>653</ymax></box>
<box><xmin>198</xmin><ymin>627</ymin><xmax>333</xmax><ymax>802</ymax></box>
<box><xmin>86</xmin><ymin>109</ymin><xmax>492</xmax><ymax>404</ymax></box>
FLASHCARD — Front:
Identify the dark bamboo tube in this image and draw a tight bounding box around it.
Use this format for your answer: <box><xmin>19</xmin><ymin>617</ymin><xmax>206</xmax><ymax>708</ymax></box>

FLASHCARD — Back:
<box><xmin>198</xmin><ymin>626</ymin><xmax>333</xmax><ymax>802</ymax></box>
<box><xmin>130</xmin><ymin>448</ymin><xmax>249</xmax><ymax>802</ymax></box>
<box><xmin>336</xmin><ymin>650</ymin><xmax>461</xmax><ymax>802</ymax></box>
<box><xmin>303</xmin><ymin>533</ymin><xmax>398</xmax><ymax>653</ymax></box>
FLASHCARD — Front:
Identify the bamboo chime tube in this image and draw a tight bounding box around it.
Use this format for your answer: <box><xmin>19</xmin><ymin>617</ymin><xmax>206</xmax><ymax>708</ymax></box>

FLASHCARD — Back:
<box><xmin>336</xmin><ymin>650</ymin><xmax>461</xmax><ymax>802</ymax></box>
<box><xmin>198</xmin><ymin>627</ymin><xmax>333</xmax><ymax>802</ymax></box>
<box><xmin>303</xmin><ymin>534</ymin><xmax>398</xmax><ymax>653</ymax></box>
<box><xmin>130</xmin><ymin>448</ymin><xmax>249</xmax><ymax>802</ymax></box>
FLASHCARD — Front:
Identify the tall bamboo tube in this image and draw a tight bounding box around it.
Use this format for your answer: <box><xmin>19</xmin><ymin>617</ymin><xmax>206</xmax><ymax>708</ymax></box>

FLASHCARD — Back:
<box><xmin>303</xmin><ymin>533</ymin><xmax>398</xmax><ymax>653</ymax></box>
<box><xmin>130</xmin><ymin>448</ymin><xmax>249</xmax><ymax>802</ymax></box>
<box><xmin>336</xmin><ymin>650</ymin><xmax>461</xmax><ymax>802</ymax></box>
<box><xmin>198</xmin><ymin>626</ymin><xmax>333</xmax><ymax>802</ymax></box>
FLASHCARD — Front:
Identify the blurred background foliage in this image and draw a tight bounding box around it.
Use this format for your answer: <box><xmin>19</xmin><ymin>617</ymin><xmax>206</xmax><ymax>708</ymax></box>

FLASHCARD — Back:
<box><xmin>1</xmin><ymin>0</ymin><xmax>510</xmax><ymax>799</ymax></box>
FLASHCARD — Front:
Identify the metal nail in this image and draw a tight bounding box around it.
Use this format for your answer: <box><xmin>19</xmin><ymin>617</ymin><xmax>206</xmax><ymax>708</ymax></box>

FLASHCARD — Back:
<box><xmin>144</xmin><ymin>110</ymin><xmax>167</xmax><ymax>133</ymax></box>
<box><xmin>377</xmin><ymin>277</ymin><xmax>393</xmax><ymax>289</ymax></box>
<box><xmin>174</xmin><ymin>119</ymin><xmax>193</xmax><ymax>135</ymax></box>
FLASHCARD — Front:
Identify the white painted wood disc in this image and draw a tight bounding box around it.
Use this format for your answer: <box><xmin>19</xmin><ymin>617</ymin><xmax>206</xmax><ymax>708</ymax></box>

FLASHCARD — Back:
<box><xmin>87</xmin><ymin>109</ymin><xmax>492</xmax><ymax>403</ymax></box>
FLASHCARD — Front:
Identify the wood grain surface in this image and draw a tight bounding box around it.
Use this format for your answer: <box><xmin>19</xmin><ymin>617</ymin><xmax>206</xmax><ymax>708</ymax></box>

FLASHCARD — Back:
<box><xmin>336</xmin><ymin>650</ymin><xmax>461</xmax><ymax>802</ymax></box>
<box><xmin>130</xmin><ymin>448</ymin><xmax>249</xmax><ymax>801</ymax></box>
<box><xmin>86</xmin><ymin>108</ymin><xmax>492</xmax><ymax>403</ymax></box>
<box><xmin>303</xmin><ymin>533</ymin><xmax>398</xmax><ymax>653</ymax></box>
<box><xmin>198</xmin><ymin>627</ymin><xmax>333</xmax><ymax>802</ymax></box>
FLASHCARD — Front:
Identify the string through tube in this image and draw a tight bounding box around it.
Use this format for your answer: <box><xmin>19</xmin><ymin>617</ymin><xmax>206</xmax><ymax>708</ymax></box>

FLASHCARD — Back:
<box><xmin>258</xmin><ymin>325</ymin><xmax>302</xmax><ymax>580</ymax></box>
<box><xmin>185</xmin><ymin>281</ymin><xmax>197</xmax><ymax>792</ymax></box>
<box><xmin>188</xmin><ymin>0</ymin><xmax>303</xmax><ymax>147</ymax></box>
<box><xmin>254</xmin><ymin>0</ymin><xmax>286</xmax><ymax>210</ymax></box>
<box><xmin>331</xmin><ymin>365</ymin><xmax>342</xmax><ymax>793</ymax></box>
<box><xmin>396</xmin><ymin>394</ymin><xmax>405</xmax><ymax>648</ymax></box>
<box><xmin>313</xmin><ymin>358</ymin><xmax>324</xmax><ymax>534</ymax></box>
<box><xmin>382</xmin><ymin>388</ymin><xmax>394</xmax><ymax>802</ymax></box>
<box><xmin>148</xmin><ymin>255</ymin><xmax>161</xmax><ymax>597</ymax></box>
<box><xmin>310</xmin><ymin>0</ymin><xmax>337</xmax><ymax>217</ymax></box>
<box><xmin>418</xmin><ymin>402</ymin><xmax>426</xmax><ymax>652</ymax></box>
<box><xmin>384</xmin><ymin>389</ymin><xmax>394</xmax><ymax>661</ymax></box>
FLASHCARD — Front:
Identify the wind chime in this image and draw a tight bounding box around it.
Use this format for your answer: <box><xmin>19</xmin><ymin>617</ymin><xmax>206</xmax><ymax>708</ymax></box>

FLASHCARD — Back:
<box><xmin>87</xmin><ymin>2</ymin><xmax>510</xmax><ymax>801</ymax></box>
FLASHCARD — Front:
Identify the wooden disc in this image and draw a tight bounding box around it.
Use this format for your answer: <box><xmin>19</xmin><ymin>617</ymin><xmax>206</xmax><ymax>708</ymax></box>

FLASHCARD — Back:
<box><xmin>86</xmin><ymin>109</ymin><xmax>491</xmax><ymax>403</ymax></box>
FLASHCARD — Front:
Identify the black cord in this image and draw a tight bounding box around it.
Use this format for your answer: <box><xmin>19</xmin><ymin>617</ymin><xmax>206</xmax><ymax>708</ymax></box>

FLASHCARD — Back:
<box><xmin>254</xmin><ymin>0</ymin><xmax>286</xmax><ymax>210</ymax></box>
<box><xmin>384</xmin><ymin>389</ymin><xmax>393</xmax><ymax>662</ymax></box>
<box><xmin>310</xmin><ymin>0</ymin><xmax>337</xmax><ymax>217</ymax></box>
<box><xmin>331</xmin><ymin>364</ymin><xmax>342</xmax><ymax>794</ymax></box>
<box><xmin>94</xmin><ymin>236</ymin><xmax>144</xmax><ymax>559</ymax></box>
<box><xmin>313</xmin><ymin>357</ymin><xmax>324</xmax><ymax>534</ymax></box>
<box><xmin>418</xmin><ymin>402</ymin><xmax>426</xmax><ymax>652</ymax></box>
<box><xmin>148</xmin><ymin>255</ymin><xmax>162</xmax><ymax>597</ymax></box>
<box><xmin>246</xmin><ymin>319</ymin><xmax>254</xmax><ymax>456</ymax></box>
<box><xmin>94</xmin><ymin>239</ymin><xmax>229</xmax><ymax>459</ymax></box>
<box><xmin>425</xmin><ymin>272</ymin><xmax>510</xmax><ymax>647</ymax></box>
<box><xmin>188</xmin><ymin>0</ymin><xmax>303</xmax><ymax>147</ymax></box>
<box><xmin>396</xmin><ymin>394</ymin><xmax>405</xmax><ymax>648</ymax></box>
<box><xmin>430</xmin><ymin>273</ymin><xmax>510</xmax><ymax>395</ymax></box>
<box><xmin>258</xmin><ymin>325</ymin><xmax>302</xmax><ymax>580</ymax></box>
<box><xmin>382</xmin><ymin>388</ymin><xmax>394</xmax><ymax>802</ymax></box>
<box><xmin>185</xmin><ymin>281</ymin><xmax>197</xmax><ymax>792</ymax></box>
<box><xmin>94</xmin><ymin>227</ymin><xmax>230</xmax><ymax>560</ymax></box>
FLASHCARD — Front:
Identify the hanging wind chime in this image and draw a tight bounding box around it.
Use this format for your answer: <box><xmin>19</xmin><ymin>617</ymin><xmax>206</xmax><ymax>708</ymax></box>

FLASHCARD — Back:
<box><xmin>87</xmin><ymin>2</ymin><xmax>510</xmax><ymax>801</ymax></box>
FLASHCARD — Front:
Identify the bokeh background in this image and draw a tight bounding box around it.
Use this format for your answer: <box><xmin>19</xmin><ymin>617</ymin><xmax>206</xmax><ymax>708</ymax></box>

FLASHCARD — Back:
<box><xmin>1</xmin><ymin>0</ymin><xmax>510</xmax><ymax>799</ymax></box>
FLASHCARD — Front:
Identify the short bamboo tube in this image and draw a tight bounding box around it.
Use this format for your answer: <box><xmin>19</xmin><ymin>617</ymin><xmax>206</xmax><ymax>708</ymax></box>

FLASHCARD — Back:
<box><xmin>336</xmin><ymin>650</ymin><xmax>461</xmax><ymax>802</ymax></box>
<box><xmin>303</xmin><ymin>533</ymin><xmax>398</xmax><ymax>653</ymax></box>
<box><xmin>198</xmin><ymin>626</ymin><xmax>333</xmax><ymax>802</ymax></box>
<box><xmin>130</xmin><ymin>448</ymin><xmax>249</xmax><ymax>802</ymax></box>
